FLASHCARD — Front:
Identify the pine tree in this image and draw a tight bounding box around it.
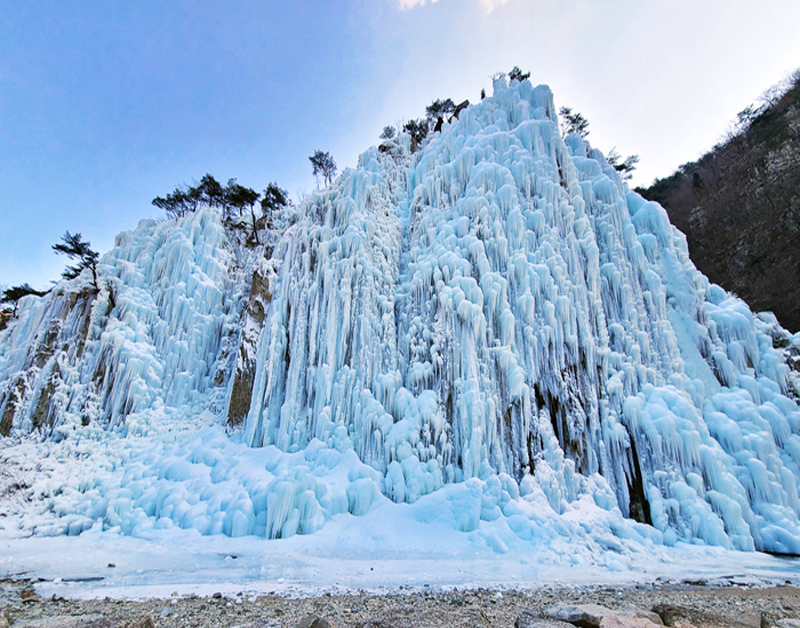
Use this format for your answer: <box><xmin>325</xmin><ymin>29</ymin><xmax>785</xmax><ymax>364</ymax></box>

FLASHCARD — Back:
<box><xmin>227</xmin><ymin>183</ymin><xmax>262</xmax><ymax>242</ymax></box>
<box><xmin>508</xmin><ymin>66</ymin><xmax>530</xmax><ymax>83</ymax></box>
<box><xmin>261</xmin><ymin>182</ymin><xmax>289</xmax><ymax>223</ymax></box>
<box><xmin>607</xmin><ymin>148</ymin><xmax>640</xmax><ymax>181</ymax></box>
<box><xmin>309</xmin><ymin>151</ymin><xmax>337</xmax><ymax>187</ymax></box>
<box><xmin>558</xmin><ymin>106</ymin><xmax>590</xmax><ymax>138</ymax></box>
<box><xmin>53</xmin><ymin>232</ymin><xmax>100</xmax><ymax>290</ymax></box>
<box><xmin>1</xmin><ymin>284</ymin><xmax>47</xmax><ymax>316</ymax></box>
<box><xmin>403</xmin><ymin>119</ymin><xmax>429</xmax><ymax>152</ymax></box>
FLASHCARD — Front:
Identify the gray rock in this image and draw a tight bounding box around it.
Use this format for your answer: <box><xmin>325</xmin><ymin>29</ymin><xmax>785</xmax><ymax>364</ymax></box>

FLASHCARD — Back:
<box><xmin>775</xmin><ymin>620</ymin><xmax>800</xmax><ymax>628</ymax></box>
<box><xmin>296</xmin><ymin>616</ymin><xmax>331</xmax><ymax>628</ymax></box>
<box><xmin>545</xmin><ymin>603</ymin><xmax>615</xmax><ymax>627</ymax></box>
<box><xmin>617</xmin><ymin>608</ymin><xmax>663</xmax><ymax>625</ymax></box>
<box><xmin>515</xmin><ymin>609</ymin><xmax>575</xmax><ymax>627</ymax></box>
<box><xmin>360</xmin><ymin>608</ymin><xmax>485</xmax><ymax>627</ymax></box>
<box><xmin>19</xmin><ymin>587</ymin><xmax>39</xmax><ymax>603</ymax></box>
<box><xmin>10</xmin><ymin>616</ymin><xmax>109</xmax><ymax>628</ymax></box>
<box><xmin>653</xmin><ymin>604</ymin><xmax>749</xmax><ymax>628</ymax></box>
<box><xmin>599</xmin><ymin>616</ymin><xmax>662</xmax><ymax>628</ymax></box>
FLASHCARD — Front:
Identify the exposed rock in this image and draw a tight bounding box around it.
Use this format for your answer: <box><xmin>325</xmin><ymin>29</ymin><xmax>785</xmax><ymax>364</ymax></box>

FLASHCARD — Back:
<box><xmin>11</xmin><ymin>616</ymin><xmax>108</xmax><ymax>627</ymax></box>
<box><xmin>515</xmin><ymin>609</ymin><xmax>575</xmax><ymax>627</ymax></box>
<box><xmin>296</xmin><ymin>615</ymin><xmax>331</xmax><ymax>628</ymax></box>
<box><xmin>19</xmin><ymin>587</ymin><xmax>39</xmax><ymax>603</ymax></box>
<box><xmin>763</xmin><ymin>613</ymin><xmax>800</xmax><ymax>628</ymax></box>
<box><xmin>0</xmin><ymin>579</ymin><xmax>799</xmax><ymax>628</ymax></box>
<box><xmin>360</xmin><ymin>608</ymin><xmax>486</xmax><ymax>627</ymax></box>
<box><xmin>226</xmin><ymin>268</ymin><xmax>271</xmax><ymax>427</ymax></box>
<box><xmin>617</xmin><ymin>608</ymin><xmax>664</xmax><ymax>625</ymax></box>
<box><xmin>543</xmin><ymin>603</ymin><xmax>665</xmax><ymax>628</ymax></box>
<box><xmin>652</xmin><ymin>603</ymin><xmax>750</xmax><ymax>628</ymax></box>
<box><xmin>599</xmin><ymin>616</ymin><xmax>662</xmax><ymax>628</ymax></box>
<box><xmin>637</xmin><ymin>75</ymin><xmax>800</xmax><ymax>332</ymax></box>
<box><xmin>545</xmin><ymin>602</ymin><xmax>615</xmax><ymax>627</ymax></box>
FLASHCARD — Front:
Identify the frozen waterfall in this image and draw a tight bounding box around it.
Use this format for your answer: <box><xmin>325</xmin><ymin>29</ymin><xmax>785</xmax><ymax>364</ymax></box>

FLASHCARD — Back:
<box><xmin>2</xmin><ymin>77</ymin><xmax>800</xmax><ymax>557</ymax></box>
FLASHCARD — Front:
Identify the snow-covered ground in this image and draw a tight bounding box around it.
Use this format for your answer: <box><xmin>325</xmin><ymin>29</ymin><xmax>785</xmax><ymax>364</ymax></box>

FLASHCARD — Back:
<box><xmin>4</xmin><ymin>511</ymin><xmax>800</xmax><ymax>600</ymax></box>
<box><xmin>3</xmin><ymin>76</ymin><xmax>800</xmax><ymax>597</ymax></box>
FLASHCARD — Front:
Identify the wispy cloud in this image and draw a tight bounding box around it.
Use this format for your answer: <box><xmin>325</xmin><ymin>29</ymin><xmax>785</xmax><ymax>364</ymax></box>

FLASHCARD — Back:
<box><xmin>398</xmin><ymin>0</ymin><xmax>509</xmax><ymax>11</ymax></box>
<box><xmin>479</xmin><ymin>0</ymin><xmax>510</xmax><ymax>11</ymax></box>
<box><xmin>397</xmin><ymin>0</ymin><xmax>439</xmax><ymax>9</ymax></box>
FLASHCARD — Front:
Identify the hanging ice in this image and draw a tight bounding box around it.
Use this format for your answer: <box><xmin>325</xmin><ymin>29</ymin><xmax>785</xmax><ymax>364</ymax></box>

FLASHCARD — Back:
<box><xmin>2</xmin><ymin>77</ymin><xmax>800</xmax><ymax>556</ymax></box>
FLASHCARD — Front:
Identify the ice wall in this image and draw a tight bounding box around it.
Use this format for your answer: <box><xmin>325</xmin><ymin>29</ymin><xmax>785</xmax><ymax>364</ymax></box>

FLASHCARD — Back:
<box><xmin>0</xmin><ymin>208</ymin><xmax>239</xmax><ymax>436</ymax></box>
<box><xmin>2</xmin><ymin>78</ymin><xmax>800</xmax><ymax>554</ymax></box>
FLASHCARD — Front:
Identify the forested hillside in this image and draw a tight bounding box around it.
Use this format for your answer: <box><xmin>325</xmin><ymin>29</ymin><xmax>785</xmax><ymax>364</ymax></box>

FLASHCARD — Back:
<box><xmin>637</xmin><ymin>73</ymin><xmax>800</xmax><ymax>331</ymax></box>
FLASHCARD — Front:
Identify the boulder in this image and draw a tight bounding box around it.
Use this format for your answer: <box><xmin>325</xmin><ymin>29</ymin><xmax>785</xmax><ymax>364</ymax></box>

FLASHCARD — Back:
<box><xmin>515</xmin><ymin>609</ymin><xmax>575</xmax><ymax>627</ymax></box>
<box><xmin>599</xmin><ymin>616</ymin><xmax>663</xmax><ymax>628</ymax></box>
<box><xmin>296</xmin><ymin>617</ymin><xmax>331</xmax><ymax>628</ymax></box>
<box><xmin>545</xmin><ymin>603</ymin><xmax>615</xmax><ymax>627</ymax></box>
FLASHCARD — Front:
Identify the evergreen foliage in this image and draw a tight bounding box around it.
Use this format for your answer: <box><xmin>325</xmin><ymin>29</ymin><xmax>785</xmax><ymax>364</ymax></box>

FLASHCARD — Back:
<box><xmin>153</xmin><ymin>173</ymin><xmax>290</xmax><ymax>244</ymax></box>
<box><xmin>558</xmin><ymin>106</ymin><xmax>590</xmax><ymax>138</ymax></box>
<box><xmin>403</xmin><ymin>118</ymin><xmax>429</xmax><ymax>151</ymax></box>
<box><xmin>197</xmin><ymin>174</ymin><xmax>225</xmax><ymax>209</ymax></box>
<box><xmin>607</xmin><ymin>148</ymin><xmax>640</xmax><ymax>180</ymax></box>
<box><xmin>1</xmin><ymin>283</ymin><xmax>47</xmax><ymax>315</ymax></box>
<box><xmin>309</xmin><ymin>150</ymin><xmax>337</xmax><ymax>187</ymax></box>
<box><xmin>508</xmin><ymin>66</ymin><xmax>530</xmax><ymax>82</ymax></box>
<box><xmin>226</xmin><ymin>182</ymin><xmax>261</xmax><ymax>242</ymax></box>
<box><xmin>53</xmin><ymin>232</ymin><xmax>99</xmax><ymax>290</ymax></box>
<box><xmin>425</xmin><ymin>98</ymin><xmax>456</xmax><ymax>125</ymax></box>
<box><xmin>261</xmin><ymin>183</ymin><xmax>289</xmax><ymax>217</ymax></box>
<box><xmin>151</xmin><ymin>187</ymin><xmax>197</xmax><ymax>219</ymax></box>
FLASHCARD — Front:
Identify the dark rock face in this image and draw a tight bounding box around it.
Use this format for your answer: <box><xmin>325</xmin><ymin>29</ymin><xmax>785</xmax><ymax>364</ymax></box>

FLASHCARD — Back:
<box><xmin>638</xmin><ymin>76</ymin><xmax>800</xmax><ymax>332</ymax></box>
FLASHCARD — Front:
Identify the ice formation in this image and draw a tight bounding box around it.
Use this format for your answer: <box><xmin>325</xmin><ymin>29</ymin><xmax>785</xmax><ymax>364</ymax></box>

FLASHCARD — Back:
<box><xmin>2</xmin><ymin>77</ymin><xmax>800</xmax><ymax>558</ymax></box>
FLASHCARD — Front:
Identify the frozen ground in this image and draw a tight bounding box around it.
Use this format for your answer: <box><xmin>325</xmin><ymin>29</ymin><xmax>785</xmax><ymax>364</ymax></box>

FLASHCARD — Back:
<box><xmin>3</xmin><ymin>508</ymin><xmax>800</xmax><ymax>600</ymax></box>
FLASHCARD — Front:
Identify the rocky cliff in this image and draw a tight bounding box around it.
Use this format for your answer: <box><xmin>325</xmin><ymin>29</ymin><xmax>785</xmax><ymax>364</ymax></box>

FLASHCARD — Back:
<box><xmin>638</xmin><ymin>75</ymin><xmax>800</xmax><ymax>332</ymax></box>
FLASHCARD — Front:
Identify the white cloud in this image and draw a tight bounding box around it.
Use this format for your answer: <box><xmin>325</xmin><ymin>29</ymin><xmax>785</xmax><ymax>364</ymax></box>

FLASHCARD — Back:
<box><xmin>479</xmin><ymin>0</ymin><xmax>510</xmax><ymax>11</ymax></box>
<box><xmin>397</xmin><ymin>0</ymin><xmax>508</xmax><ymax>13</ymax></box>
<box><xmin>397</xmin><ymin>0</ymin><xmax>439</xmax><ymax>9</ymax></box>
<box><xmin>397</xmin><ymin>0</ymin><xmax>512</xmax><ymax>12</ymax></box>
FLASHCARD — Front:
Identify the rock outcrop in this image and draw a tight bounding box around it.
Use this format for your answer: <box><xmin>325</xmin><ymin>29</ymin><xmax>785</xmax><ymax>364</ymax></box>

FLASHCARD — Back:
<box><xmin>638</xmin><ymin>74</ymin><xmax>800</xmax><ymax>332</ymax></box>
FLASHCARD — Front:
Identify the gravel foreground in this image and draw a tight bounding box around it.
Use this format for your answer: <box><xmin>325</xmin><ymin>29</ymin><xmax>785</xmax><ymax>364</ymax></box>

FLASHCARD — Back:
<box><xmin>2</xmin><ymin>578</ymin><xmax>800</xmax><ymax>627</ymax></box>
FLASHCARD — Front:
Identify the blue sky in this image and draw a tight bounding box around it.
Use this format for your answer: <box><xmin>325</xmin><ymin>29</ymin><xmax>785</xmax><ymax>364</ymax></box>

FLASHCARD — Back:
<box><xmin>2</xmin><ymin>0</ymin><xmax>800</xmax><ymax>290</ymax></box>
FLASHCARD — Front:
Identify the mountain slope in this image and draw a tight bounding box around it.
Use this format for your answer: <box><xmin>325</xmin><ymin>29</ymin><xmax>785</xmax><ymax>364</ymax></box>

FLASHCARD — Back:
<box><xmin>638</xmin><ymin>74</ymin><xmax>800</xmax><ymax>332</ymax></box>
<box><xmin>2</xmin><ymin>78</ymin><xmax>800</xmax><ymax>558</ymax></box>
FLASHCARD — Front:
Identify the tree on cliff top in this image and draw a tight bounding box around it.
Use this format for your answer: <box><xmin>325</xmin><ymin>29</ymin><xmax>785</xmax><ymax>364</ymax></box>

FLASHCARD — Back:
<box><xmin>53</xmin><ymin>231</ymin><xmax>99</xmax><ymax>291</ymax></box>
<box><xmin>2</xmin><ymin>284</ymin><xmax>47</xmax><ymax>316</ymax></box>
<box><xmin>559</xmin><ymin>106</ymin><xmax>589</xmax><ymax>138</ymax></box>
<box><xmin>309</xmin><ymin>150</ymin><xmax>337</xmax><ymax>187</ymax></box>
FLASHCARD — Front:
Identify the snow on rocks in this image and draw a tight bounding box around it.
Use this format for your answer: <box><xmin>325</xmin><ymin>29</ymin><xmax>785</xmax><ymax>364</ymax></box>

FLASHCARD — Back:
<box><xmin>1</xmin><ymin>76</ymin><xmax>800</xmax><ymax>569</ymax></box>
